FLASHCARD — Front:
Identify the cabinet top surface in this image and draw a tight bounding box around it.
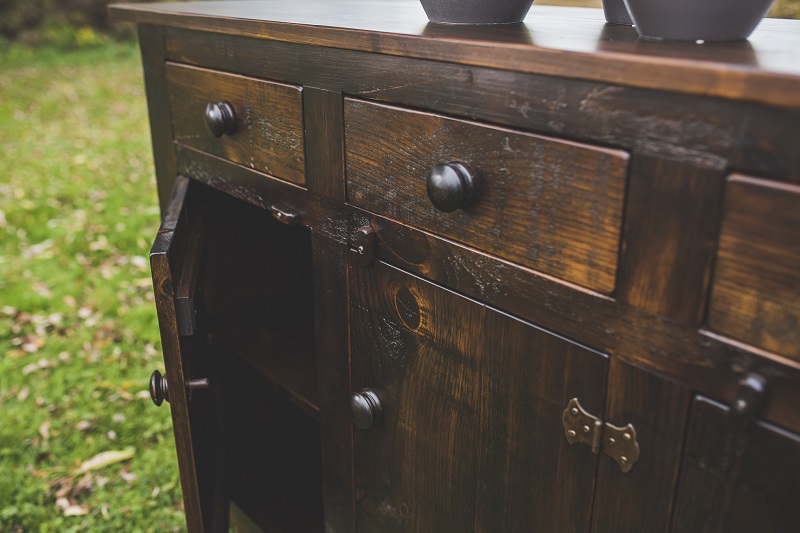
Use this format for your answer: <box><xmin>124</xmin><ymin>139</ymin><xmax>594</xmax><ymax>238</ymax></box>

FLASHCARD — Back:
<box><xmin>111</xmin><ymin>0</ymin><xmax>800</xmax><ymax>108</ymax></box>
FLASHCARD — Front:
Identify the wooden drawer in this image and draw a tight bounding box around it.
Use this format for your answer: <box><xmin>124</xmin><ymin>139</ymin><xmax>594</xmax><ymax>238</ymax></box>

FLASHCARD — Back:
<box><xmin>166</xmin><ymin>63</ymin><xmax>306</xmax><ymax>186</ymax></box>
<box><xmin>708</xmin><ymin>175</ymin><xmax>800</xmax><ymax>360</ymax></box>
<box><xmin>344</xmin><ymin>98</ymin><xmax>629</xmax><ymax>293</ymax></box>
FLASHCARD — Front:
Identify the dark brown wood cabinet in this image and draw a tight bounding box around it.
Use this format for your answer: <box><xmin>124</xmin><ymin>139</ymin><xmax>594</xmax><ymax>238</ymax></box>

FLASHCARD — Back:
<box><xmin>111</xmin><ymin>2</ymin><xmax>800</xmax><ymax>531</ymax></box>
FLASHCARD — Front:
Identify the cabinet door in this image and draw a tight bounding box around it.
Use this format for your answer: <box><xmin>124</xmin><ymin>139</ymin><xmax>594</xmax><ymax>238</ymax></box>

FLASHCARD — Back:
<box><xmin>349</xmin><ymin>257</ymin><xmax>608</xmax><ymax>532</ymax></box>
<box><xmin>150</xmin><ymin>176</ymin><xmax>223</xmax><ymax>532</ymax></box>
<box><xmin>671</xmin><ymin>396</ymin><xmax>800</xmax><ymax>532</ymax></box>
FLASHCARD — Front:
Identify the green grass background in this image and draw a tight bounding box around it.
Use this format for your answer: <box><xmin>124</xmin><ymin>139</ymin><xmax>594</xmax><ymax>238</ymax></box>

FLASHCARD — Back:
<box><xmin>0</xmin><ymin>2</ymin><xmax>798</xmax><ymax>531</ymax></box>
<box><xmin>0</xmin><ymin>44</ymin><xmax>184</xmax><ymax>532</ymax></box>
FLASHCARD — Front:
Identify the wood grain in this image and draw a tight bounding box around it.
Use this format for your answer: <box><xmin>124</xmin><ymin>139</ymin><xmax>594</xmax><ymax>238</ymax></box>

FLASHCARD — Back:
<box><xmin>109</xmin><ymin>2</ymin><xmax>800</xmax><ymax>109</ymax></box>
<box><xmin>591</xmin><ymin>358</ymin><xmax>690</xmax><ymax>533</ymax></box>
<box><xmin>348</xmin><ymin>208</ymin><xmax>800</xmax><ymax>435</ymax></box>
<box><xmin>303</xmin><ymin>88</ymin><xmax>345</xmax><ymax>201</ymax></box>
<box><xmin>138</xmin><ymin>24</ymin><xmax>178</xmax><ymax>214</ymax></box>
<box><xmin>149</xmin><ymin>177</ymin><xmax>215</xmax><ymax>532</ymax></box>
<box><xmin>618</xmin><ymin>155</ymin><xmax>725</xmax><ymax>325</ymax></box>
<box><xmin>160</xmin><ymin>28</ymin><xmax>800</xmax><ymax>183</ymax></box>
<box><xmin>345</xmin><ymin>98</ymin><xmax>628</xmax><ymax>292</ymax></box>
<box><xmin>166</xmin><ymin>62</ymin><xmax>306</xmax><ymax>185</ymax></box>
<box><xmin>349</xmin><ymin>256</ymin><xmax>608</xmax><ymax>531</ymax></box>
<box><xmin>671</xmin><ymin>396</ymin><xmax>800</xmax><ymax>532</ymax></box>
<box><xmin>311</xmin><ymin>233</ymin><xmax>356</xmax><ymax>533</ymax></box>
<box><xmin>709</xmin><ymin>175</ymin><xmax>800</xmax><ymax>361</ymax></box>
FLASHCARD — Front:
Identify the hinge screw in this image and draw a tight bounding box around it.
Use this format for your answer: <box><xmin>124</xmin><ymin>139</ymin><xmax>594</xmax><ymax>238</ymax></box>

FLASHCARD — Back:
<box><xmin>623</xmin><ymin>432</ymin><xmax>632</xmax><ymax>442</ymax></box>
<box><xmin>571</xmin><ymin>407</ymin><xmax>579</xmax><ymax>416</ymax></box>
<box><xmin>276</xmin><ymin>211</ymin><xmax>283</xmax><ymax>219</ymax></box>
<box><xmin>568</xmin><ymin>430</ymin><xmax>577</xmax><ymax>438</ymax></box>
<box><xmin>608</xmin><ymin>437</ymin><xmax>616</xmax><ymax>446</ymax></box>
<box><xmin>358</xmin><ymin>245</ymin><xmax>365</xmax><ymax>254</ymax></box>
<box><xmin>620</xmin><ymin>456</ymin><xmax>628</xmax><ymax>465</ymax></box>
<box><xmin>582</xmin><ymin>425</ymin><xmax>591</xmax><ymax>433</ymax></box>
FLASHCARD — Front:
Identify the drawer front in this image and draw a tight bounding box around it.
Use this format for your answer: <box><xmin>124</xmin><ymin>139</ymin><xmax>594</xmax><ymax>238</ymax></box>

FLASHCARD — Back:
<box><xmin>349</xmin><ymin>256</ymin><xmax>608</xmax><ymax>532</ymax></box>
<box><xmin>708</xmin><ymin>175</ymin><xmax>800</xmax><ymax>360</ymax></box>
<box><xmin>166</xmin><ymin>63</ymin><xmax>306</xmax><ymax>186</ymax></box>
<box><xmin>344</xmin><ymin>98</ymin><xmax>629</xmax><ymax>293</ymax></box>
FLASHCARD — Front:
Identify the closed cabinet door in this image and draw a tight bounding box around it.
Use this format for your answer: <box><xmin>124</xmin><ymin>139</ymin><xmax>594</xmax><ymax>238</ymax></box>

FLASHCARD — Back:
<box><xmin>671</xmin><ymin>394</ymin><xmax>800</xmax><ymax>532</ymax></box>
<box><xmin>349</xmin><ymin>257</ymin><xmax>609</xmax><ymax>532</ymax></box>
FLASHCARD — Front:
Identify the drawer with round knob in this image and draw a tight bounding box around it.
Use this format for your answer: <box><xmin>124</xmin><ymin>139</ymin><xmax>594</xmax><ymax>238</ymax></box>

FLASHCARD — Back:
<box><xmin>344</xmin><ymin>98</ymin><xmax>629</xmax><ymax>293</ymax></box>
<box><xmin>166</xmin><ymin>62</ymin><xmax>306</xmax><ymax>186</ymax></box>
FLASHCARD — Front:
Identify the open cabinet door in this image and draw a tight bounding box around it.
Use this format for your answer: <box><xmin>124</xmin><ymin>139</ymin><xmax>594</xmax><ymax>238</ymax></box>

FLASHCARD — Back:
<box><xmin>149</xmin><ymin>176</ymin><xmax>225</xmax><ymax>532</ymax></box>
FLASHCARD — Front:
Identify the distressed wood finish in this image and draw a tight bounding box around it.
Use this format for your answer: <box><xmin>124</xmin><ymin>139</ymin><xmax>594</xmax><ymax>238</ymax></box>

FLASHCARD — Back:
<box><xmin>349</xmin><ymin>256</ymin><xmax>608</xmax><ymax>531</ymax></box>
<box><xmin>671</xmin><ymin>397</ymin><xmax>800</xmax><ymax>533</ymax></box>
<box><xmin>591</xmin><ymin>359</ymin><xmax>690</xmax><ymax>532</ymax></box>
<box><xmin>111</xmin><ymin>2</ymin><xmax>800</xmax><ymax>109</ymax></box>
<box><xmin>138</xmin><ymin>25</ymin><xmax>178</xmax><ymax>213</ymax></box>
<box><xmin>303</xmin><ymin>88</ymin><xmax>345</xmax><ymax>201</ymax></box>
<box><xmin>345</xmin><ymin>98</ymin><xmax>628</xmax><ymax>292</ymax></box>
<box><xmin>166</xmin><ymin>63</ymin><xmax>306</xmax><ymax>185</ymax></box>
<box><xmin>312</xmin><ymin>234</ymin><xmax>356</xmax><ymax>533</ymax></box>
<box><xmin>618</xmin><ymin>156</ymin><xmax>726</xmax><ymax>325</ymax></box>
<box><xmin>149</xmin><ymin>177</ymin><xmax>219</xmax><ymax>532</ymax></box>
<box><xmin>709</xmin><ymin>176</ymin><xmax>800</xmax><ymax>361</ymax></box>
<box><xmin>160</xmin><ymin>28</ymin><xmax>800</xmax><ymax>182</ymax></box>
<box><xmin>115</xmin><ymin>3</ymin><xmax>800</xmax><ymax>531</ymax></box>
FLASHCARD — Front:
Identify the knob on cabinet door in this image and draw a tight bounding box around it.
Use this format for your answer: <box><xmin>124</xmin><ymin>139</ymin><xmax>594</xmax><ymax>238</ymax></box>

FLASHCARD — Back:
<box><xmin>426</xmin><ymin>162</ymin><xmax>476</xmax><ymax>212</ymax></box>
<box><xmin>149</xmin><ymin>370</ymin><xmax>209</xmax><ymax>406</ymax></box>
<box><xmin>204</xmin><ymin>101</ymin><xmax>237</xmax><ymax>138</ymax></box>
<box><xmin>149</xmin><ymin>370</ymin><xmax>169</xmax><ymax>406</ymax></box>
<box><xmin>350</xmin><ymin>389</ymin><xmax>383</xmax><ymax>430</ymax></box>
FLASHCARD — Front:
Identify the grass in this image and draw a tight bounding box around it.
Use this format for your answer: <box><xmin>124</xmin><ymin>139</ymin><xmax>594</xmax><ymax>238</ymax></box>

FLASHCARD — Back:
<box><xmin>0</xmin><ymin>43</ymin><xmax>184</xmax><ymax>531</ymax></box>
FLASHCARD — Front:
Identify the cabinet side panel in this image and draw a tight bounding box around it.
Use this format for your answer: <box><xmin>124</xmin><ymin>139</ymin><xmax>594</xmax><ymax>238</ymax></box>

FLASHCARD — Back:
<box><xmin>138</xmin><ymin>24</ymin><xmax>177</xmax><ymax>215</ymax></box>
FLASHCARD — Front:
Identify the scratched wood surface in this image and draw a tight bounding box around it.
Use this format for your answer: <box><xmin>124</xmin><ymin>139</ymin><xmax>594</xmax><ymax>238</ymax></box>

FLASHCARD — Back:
<box><xmin>708</xmin><ymin>175</ymin><xmax>800</xmax><ymax>361</ymax></box>
<box><xmin>345</xmin><ymin>98</ymin><xmax>628</xmax><ymax>293</ymax></box>
<box><xmin>671</xmin><ymin>397</ymin><xmax>800</xmax><ymax>532</ymax></box>
<box><xmin>349</xmin><ymin>256</ymin><xmax>608</xmax><ymax>531</ymax></box>
<box><xmin>166</xmin><ymin>62</ymin><xmax>306</xmax><ymax>186</ymax></box>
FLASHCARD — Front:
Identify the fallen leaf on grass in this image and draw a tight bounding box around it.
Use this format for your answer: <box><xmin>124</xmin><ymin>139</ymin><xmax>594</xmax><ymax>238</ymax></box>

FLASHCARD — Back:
<box><xmin>39</xmin><ymin>421</ymin><xmax>50</xmax><ymax>440</ymax></box>
<box><xmin>56</xmin><ymin>497</ymin><xmax>89</xmax><ymax>517</ymax></box>
<box><xmin>75</xmin><ymin>448</ymin><xmax>135</xmax><ymax>474</ymax></box>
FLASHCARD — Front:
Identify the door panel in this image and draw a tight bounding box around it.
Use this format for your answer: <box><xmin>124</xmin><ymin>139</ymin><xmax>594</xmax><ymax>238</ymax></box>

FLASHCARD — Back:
<box><xmin>350</xmin><ymin>257</ymin><xmax>608</xmax><ymax>532</ymax></box>
<box><xmin>150</xmin><ymin>176</ymin><xmax>222</xmax><ymax>532</ymax></box>
<box><xmin>671</xmin><ymin>396</ymin><xmax>800</xmax><ymax>532</ymax></box>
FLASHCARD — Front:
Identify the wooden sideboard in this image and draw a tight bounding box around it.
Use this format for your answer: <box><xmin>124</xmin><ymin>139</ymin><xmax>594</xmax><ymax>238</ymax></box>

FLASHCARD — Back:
<box><xmin>111</xmin><ymin>2</ymin><xmax>800</xmax><ymax>531</ymax></box>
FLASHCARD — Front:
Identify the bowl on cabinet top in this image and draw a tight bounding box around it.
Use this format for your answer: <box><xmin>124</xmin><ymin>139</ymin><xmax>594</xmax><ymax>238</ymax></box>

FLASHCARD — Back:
<box><xmin>623</xmin><ymin>0</ymin><xmax>776</xmax><ymax>41</ymax></box>
<box><xmin>419</xmin><ymin>0</ymin><xmax>533</xmax><ymax>24</ymax></box>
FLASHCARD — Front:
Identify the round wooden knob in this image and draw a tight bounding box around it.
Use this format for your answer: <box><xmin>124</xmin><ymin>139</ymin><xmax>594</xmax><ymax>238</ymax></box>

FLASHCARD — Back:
<box><xmin>204</xmin><ymin>101</ymin><xmax>237</xmax><ymax>138</ymax></box>
<box><xmin>149</xmin><ymin>370</ymin><xmax>169</xmax><ymax>406</ymax></box>
<box><xmin>426</xmin><ymin>162</ymin><xmax>476</xmax><ymax>212</ymax></box>
<box><xmin>350</xmin><ymin>389</ymin><xmax>383</xmax><ymax>430</ymax></box>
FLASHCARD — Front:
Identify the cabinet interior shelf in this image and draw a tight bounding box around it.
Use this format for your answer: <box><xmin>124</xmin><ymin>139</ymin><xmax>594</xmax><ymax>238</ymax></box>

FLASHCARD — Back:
<box><xmin>216</xmin><ymin>327</ymin><xmax>320</xmax><ymax>420</ymax></box>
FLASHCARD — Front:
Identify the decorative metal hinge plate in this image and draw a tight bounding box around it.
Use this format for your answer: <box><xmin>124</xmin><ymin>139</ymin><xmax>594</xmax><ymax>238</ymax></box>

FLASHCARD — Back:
<box><xmin>563</xmin><ymin>398</ymin><xmax>640</xmax><ymax>473</ymax></box>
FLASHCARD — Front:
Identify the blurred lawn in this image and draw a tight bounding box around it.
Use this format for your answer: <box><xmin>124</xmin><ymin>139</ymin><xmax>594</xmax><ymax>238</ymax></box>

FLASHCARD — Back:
<box><xmin>0</xmin><ymin>2</ymin><xmax>798</xmax><ymax>531</ymax></box>
<box><xmin>0</xmin><ymin>43</ymin><xmax>183</xmax><ymax>532</ymax></box>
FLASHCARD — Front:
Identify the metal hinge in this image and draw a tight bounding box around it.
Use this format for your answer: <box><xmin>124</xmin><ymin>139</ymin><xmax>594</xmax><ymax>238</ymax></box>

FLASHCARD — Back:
<box><xmin>563</xmin><ymin>398</ymin><xmax>640</xmax><ymax>473</ymax></box>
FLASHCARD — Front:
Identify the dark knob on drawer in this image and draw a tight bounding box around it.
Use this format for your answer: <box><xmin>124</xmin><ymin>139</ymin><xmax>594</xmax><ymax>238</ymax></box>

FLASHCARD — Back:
<box><xmin>426</xmin><ymin>162</ymin><xmax>476</xmax><ymax>212</ymax></box>
<box><xmin>350</xmin><ymin>389</ymin><xmax>383</xmax><ymax>430</ymax></box>
<box><xmin>204</xmin><ymin>101</ymin><xmax>237</xmax><ymax>138</ymax></box>
<box><xmin>149</xmin><ymin>370</ymin><xmax>169</xmax><ymax>406</ymax></box>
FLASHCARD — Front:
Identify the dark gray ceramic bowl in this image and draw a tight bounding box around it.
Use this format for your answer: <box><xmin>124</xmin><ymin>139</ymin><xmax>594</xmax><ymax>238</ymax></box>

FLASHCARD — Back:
<box><xmin>420</xmin><ymin>0</ymin><xmax>533</xmax><ymax>24</ymax></box>
<box><xmin>623</xmin><ymin>0</ymin><xmax>775</xmax><ymax>41</ymax></box>
<box><xmin>603</xmin><ymin>0</ymin><xmax>633</xmax><ymax>25</ymax></box>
